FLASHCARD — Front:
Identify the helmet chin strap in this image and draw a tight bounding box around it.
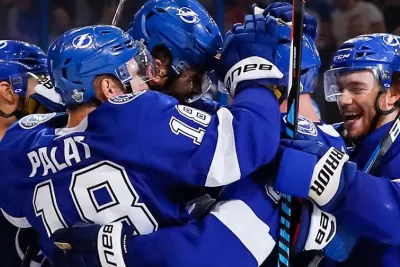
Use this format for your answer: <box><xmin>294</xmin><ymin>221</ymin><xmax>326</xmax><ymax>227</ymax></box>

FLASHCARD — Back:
<box><xmin>0</xmin><ymin>109</ymin><xmax>22</xmax><ymax>118</ymax></box>
<box><xmin>0</xmin><ymin>98</ymin><xmax>27</xmax><ymax>119</ymax></box>
<box><xmin>368</xmin><ymin>91</ymin><xmax>398</xmax><ymax>136</ymax></box>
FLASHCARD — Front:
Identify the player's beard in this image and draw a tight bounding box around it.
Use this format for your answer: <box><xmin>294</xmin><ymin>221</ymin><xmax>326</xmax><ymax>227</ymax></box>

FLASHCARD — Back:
<box><xmin>340</xmin><ymin>99</ymin><xmax>377</xmax><ymax>143</ymax></box>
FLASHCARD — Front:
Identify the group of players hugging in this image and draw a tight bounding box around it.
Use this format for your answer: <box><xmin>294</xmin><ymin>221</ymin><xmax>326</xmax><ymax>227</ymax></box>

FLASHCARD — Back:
<box><xmin>0</xmin><ymin>0</ymin><xmax>399</xmax><ymax>266</ymax></box>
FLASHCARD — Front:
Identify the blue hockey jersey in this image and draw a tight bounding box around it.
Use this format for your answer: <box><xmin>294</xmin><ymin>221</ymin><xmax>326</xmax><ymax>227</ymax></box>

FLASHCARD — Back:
<box><xmin>0</xmin><ymin>87</ymin><xmax>281</xmax><ymax>260</ymax></box>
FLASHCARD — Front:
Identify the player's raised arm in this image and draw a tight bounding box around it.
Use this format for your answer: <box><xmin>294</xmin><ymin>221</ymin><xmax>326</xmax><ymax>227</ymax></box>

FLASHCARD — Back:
<box><xmin>131</xmin><ymin>14</ymin><xmax>285</xmax><ymax>188</ymax></box>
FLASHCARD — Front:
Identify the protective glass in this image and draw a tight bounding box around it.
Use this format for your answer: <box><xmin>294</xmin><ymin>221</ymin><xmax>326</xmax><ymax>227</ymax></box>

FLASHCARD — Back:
<box><xmin>118</xmin><ymin>43</ymin><xmax>156</xmax><ymax>92</ymax></box>
<box><xmin>324</xmin><ymin>67</ymin><xmax>381</xmax><ymax>102</ymax></box>
<box><xmin>187</xmin><ymin>71</ymin><xmax>213</xmax><ymax>103</ymax></box>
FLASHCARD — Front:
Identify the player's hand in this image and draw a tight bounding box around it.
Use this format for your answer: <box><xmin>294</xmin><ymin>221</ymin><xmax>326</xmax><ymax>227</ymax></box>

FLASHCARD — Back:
<box><xmin>273</xmin><ymin>139</ymin><xmax>357</xmax><ymax>212</ymax></box>
<box><xmin>292</xmin><ymin>200</ymin><xmax>336</xmax><ymax>253</ymax></box>
<box><xmin>216</xmin><ymin>13</ymin><xmax>284</xmax><ymax>98</ymax></box>
<box><xmin>261</xmin><ymin>2</ymin><xmax>318</xmax><ymax>40</ymax></box>
<box><xmin>52</xmin><ymin>223</ymin><xmax>132</xmax><ymax>267</ymax></box>
<box><xmin>28</xmin><ymin>75</ymin><xmax>66</xmax><ymax>114</ymax></box>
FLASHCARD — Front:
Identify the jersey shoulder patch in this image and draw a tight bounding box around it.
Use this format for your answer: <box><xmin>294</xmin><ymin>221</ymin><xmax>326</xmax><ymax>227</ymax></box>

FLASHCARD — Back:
<box><xmin>108</xmin><ymin>90</ymin><xmax>147</xmax><ymax>105</ymax></box>
<box><xmin>282</xmin><ymin>115</ymin><xmax>318</xmax><ymax>136</ymax></box>
<box><xmin>19</xmin><ymin>113</ymin><xmax>57</xmax><ymax>129</ymax></box>
<box><xmin>297</xmin><ymin>115</ymin><xmax>318</xmax><ymax>136</ymax></box>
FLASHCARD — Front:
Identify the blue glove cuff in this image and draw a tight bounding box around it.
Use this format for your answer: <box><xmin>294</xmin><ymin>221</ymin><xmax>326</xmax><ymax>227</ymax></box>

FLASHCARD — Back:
<box><xmin>294</xmin><ymin>201</ymin><xmax>312</xmax><ymax>253</ymax></box>
<box><xmin>274</xmin><ymin>148</ymin><xmax>317</xmax><ymax>197</ymax></box>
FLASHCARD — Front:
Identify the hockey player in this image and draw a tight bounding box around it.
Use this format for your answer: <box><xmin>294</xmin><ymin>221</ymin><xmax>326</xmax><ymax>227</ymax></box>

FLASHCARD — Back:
<box><xmin>0</xmin><ymin>40</ymin><xmax>48</xmax><ymax>139</ymax></box>
<box><xmin>0</xmin><ymin>40</ymin><xmax>52</xmax><ymax>267</ymax></box>
<box><xmin>0</xmin><ymin>19</ymin><xmax>285</xmax><ymax>266</ymax></box>
<box><xmin>320</xmin><ymin>33</ymin><xmax>400</xmax><ymax>266</ymax></box>
<box><xmin>271</xmin><ymin>33</ymin><xmax>400</xmax><ymax>267</ymax></box>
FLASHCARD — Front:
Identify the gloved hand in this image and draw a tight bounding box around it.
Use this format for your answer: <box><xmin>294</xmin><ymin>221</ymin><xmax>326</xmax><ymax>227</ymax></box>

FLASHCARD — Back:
<box><xmin>273</xmin><ymin>139</ymin><xmax>357</xmax><ymax>212</ymax></box>
<box><xmin>52</xmin><ymin>223</ymin><xmax>133</xmax><ymax>267</ymax></box>
<box><xmin>216</xmin><ymin>13</ymin><xmax>284</xmax><ymax>98</ymax></box>
<box><xmin>292</xmin><ymin>200</ymin><xmax>336</xmax><ymax>253</ymax></box>
<box><xmin>28</xmin><ymin>75</ymin><xmax>66</xmax><ymax>114</ymax></box>
<box><xmin>262</xmin><ymin>2</ymin><xmax>318</xmax><ymax>40</ymax></box>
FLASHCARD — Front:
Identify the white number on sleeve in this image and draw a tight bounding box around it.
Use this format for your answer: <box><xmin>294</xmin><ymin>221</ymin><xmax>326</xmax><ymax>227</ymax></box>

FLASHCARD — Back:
<box><xmin>170</xmin><ymin>105</ymin><xmax>212</xmax><ymax>145</ymax></box>
<box><xmin>176</xmin><ymin>105</ymin><xmax>211</xmax><ymax>126</ymax></box>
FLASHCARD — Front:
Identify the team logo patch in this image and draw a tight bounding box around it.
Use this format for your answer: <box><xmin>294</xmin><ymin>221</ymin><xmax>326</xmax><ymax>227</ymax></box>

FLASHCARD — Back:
<box><xmin>383</xmin><ymin>35</ymin><xmax>400</xmax><ymax>47</ymax></box>
<box><xmin>177</xmin><ymin>7</ymin><xmax>200</xmax><ymax>24</ymax></box>
<box><xmin>19</xmin><ymin>113</ymin><xmax>56</xmax><ymax>129</ymax></box>
<box><xmin>72</xmin><ymin>33</ymin><xmax>93</xmax><ymax>49</ymax></box>
<box><xmin>0</xmin><ymin>41</ymin><xmax>7</xmax><ymax>50</ymax></box>
<box><xmin>109</xmin><ymin>90</ymin><xmax>147</xmax><ymax>104</ymax></box>
<box><xmin>117</xmin><ymin>64</ymin><xmax>132</xmax><ymax>83</ymax></box>
<box><xmin>72</xmin><ymin>89</ymin><xmax>84</xmax><ymax>103</ymax></box>
<box><xmin>297</xmin><ymin>115</ymin><xmax>318</xmax><ymax>136</ymax></box>
<box><xmin>283</xmin><ymin>115</ymin><xmax>318</xmax><ymax>136</ymax></box>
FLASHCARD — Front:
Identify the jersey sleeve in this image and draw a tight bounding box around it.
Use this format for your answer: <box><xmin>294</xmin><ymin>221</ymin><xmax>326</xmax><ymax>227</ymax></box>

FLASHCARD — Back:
<box><xmin>330</xmin><ymin>171</ymin><xmax>400</xmax><ymax>245</ymax></box>
<box><xmin>127</xmin><ymin>179</ymin><xmax>278</xmax><ymax>267</ymax></box>
<box><xmin>126</xmin><ymin>87</ymin><xmax>281</xmax><ymax>188</ymax></box>
<box><xmin>189</xmin><ymin>97</ymin><xmax>222</xmax><ymax>115</ymax></box>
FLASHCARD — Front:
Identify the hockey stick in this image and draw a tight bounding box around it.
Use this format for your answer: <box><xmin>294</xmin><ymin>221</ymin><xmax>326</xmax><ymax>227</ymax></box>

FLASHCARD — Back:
<box><xmin>112</xmin><ymin>0</ymin><xmax>128</xmax><ymax>26</ymax></box>
<box><xmin>20</xmin><ymin>228</ymin><xmax>40</xmax><ymax>267</ymax></box>
<box><xmin>278</xmin><ymin>1</ymin><xmax>306</xmax><ymax>266</ymax></box>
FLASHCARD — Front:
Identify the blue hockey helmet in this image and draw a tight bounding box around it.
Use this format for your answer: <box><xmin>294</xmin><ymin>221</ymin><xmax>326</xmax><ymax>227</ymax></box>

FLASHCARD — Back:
<box><xmin>275</xmin><ymin>22</ymin><xmax>321</xmax><ymax>96</ymax></box>
<box><xmin>128</xmin><ymin>0</ymin><xmax>222</xmax><ymax>74</ymax></box>
<box><xmin>48</xmin><ymin>25</ymin><xmax>156</xmax><ymax>106</ymax></box>
<box><xmin>128</xmin><ymin>0</ymin><xmax>222</xmax><ymax>102</ymax></box>
<box><xmin>0</xmin><ymin>40</ymin><xmax>47</xmax><ymax>97</ymax></box>
<box><xmin>324</xmin><ymin>34</ymin><xmax>400</xmax><ymax>102</ymax></box>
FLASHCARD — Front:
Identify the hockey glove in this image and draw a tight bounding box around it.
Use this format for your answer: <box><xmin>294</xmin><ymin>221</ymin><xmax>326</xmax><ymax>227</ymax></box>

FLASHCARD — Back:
<box><xmin>262</xmin><ymin>2</ymin><xmax>318</xmax><ymax>40</ymax></box>
<box><xmin>274</xmin><ymin>139</ymin><xmax>357</xmax><ymax>212</ymax></box>
<box><xmin>52</xmin><ymin>223</ymin><xmax>132</xmax><ymax>267</ymax></box>
<box><xmin>216</xmin><ymin>13</ymin><xmax>284</xmax><ymax>98</ymax></box>
<box><xmin>292</xmin><ymin>200</ymin><xmax>336</xmax><ymax>254</ymax></box>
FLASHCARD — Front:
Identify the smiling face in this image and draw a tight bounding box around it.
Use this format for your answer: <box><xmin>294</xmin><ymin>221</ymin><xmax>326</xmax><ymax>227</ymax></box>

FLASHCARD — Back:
<box><xmin>336</xmin><ymin>70</ymin><xmax>381</xmax><ymax>141</ymax></box>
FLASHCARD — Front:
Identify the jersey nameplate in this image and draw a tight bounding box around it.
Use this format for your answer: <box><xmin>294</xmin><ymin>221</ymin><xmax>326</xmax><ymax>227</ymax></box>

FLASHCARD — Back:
<box><xmin>19</xmin><ymin>113</ymin><xmax>57</xmax><ymax>130</ymax></box>
<box><xmin>109</xmin><ymin>90</ymin><xmax>147</xmax><ymax>105</ymax></box>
